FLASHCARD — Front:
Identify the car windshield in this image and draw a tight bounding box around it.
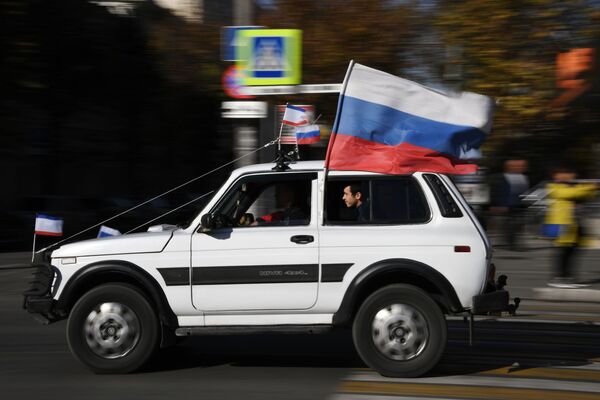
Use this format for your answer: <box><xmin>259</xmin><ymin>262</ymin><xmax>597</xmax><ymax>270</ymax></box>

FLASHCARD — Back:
<box><xmin>175</xmin><ymin>187</ymin><xmax>222</xmax><ymax>230</ymax></box>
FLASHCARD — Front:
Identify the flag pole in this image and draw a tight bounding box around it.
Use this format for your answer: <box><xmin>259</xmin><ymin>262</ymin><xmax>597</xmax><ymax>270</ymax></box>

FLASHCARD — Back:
<box><xmin>31</xmin><ymin>233</ymin><xmax>37</xmax><ymax>262</ymax></box>
<box><xmin>277</xmin><ymin>102</ymin><xmax>288</xmax><ymax>153</ymax></box>
<box><xmin>323</xmin><ymin>60</ymin><xmax>355</xmax><ymax>222</ymax></box>
<box><xmin>324</xmin><ymin>60</ymin><xmax>354</xmax><ymax>172</ymax></box>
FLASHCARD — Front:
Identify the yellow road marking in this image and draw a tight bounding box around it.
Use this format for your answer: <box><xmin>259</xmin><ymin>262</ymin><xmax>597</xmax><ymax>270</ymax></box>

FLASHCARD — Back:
<box><xmin>338</xmin><ymin>381</ymin><xmax>600</xmax><ymax>400</ymax></box>
<box><xmin>479</xmin><ymin>366</ymin><xmax>600</xmax><ymax>382</ymax></box>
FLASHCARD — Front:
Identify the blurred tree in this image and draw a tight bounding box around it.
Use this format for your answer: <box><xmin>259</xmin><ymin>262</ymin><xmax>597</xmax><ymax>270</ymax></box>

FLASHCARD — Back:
<box><xmin>139</xmin><ymin>2</ymin><xmax>222</xmax><ymax>92</ymax></box>
<box><xmin>256</xmin><ymin>0</ymin><xmax>418</xmax><ymax>118</ymax></box>
<box><xmin>435</xmin><ymin>0</ymin><xmax>600</xmax><ymax>176</ymax></box>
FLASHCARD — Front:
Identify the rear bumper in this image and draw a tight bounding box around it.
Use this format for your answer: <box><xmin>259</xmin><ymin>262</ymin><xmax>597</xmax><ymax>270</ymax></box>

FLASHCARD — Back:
<box><xmin>471</xmin><ymin>274</ymin><xmax>520</xmax><ymax>315</ymax></box>
<box><xmin>472</xmin><ymin>290</ymin><xmax>511</xmax><ymax>314</ymax></box>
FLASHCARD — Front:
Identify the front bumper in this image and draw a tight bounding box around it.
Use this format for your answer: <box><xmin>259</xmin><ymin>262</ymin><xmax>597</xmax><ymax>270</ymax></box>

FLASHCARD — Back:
<box><xmin>23</xmin><ymin>263</ymin><xmax>61</xmax><ymax>324</ymax></box>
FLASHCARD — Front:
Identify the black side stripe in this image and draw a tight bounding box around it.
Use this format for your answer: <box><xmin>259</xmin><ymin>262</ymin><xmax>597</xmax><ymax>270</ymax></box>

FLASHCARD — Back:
<box><xmin>158</xmin><ymin>268</ymin><xmax>189</xmax><ymax>286</ymax></box>
<box><xmin>321</xmin><ymin>263</ymin><xmax>353</xmax><ymax>282</ymax></box>
<box><xmin>158</xmin><ymin>263</ymin><xmax>354</xmax><ymax>286</ymax></box>
<box><xmin>158</xmin><ymin>264</ymin><xmax>319</xmax><ymax>286</ymax></box>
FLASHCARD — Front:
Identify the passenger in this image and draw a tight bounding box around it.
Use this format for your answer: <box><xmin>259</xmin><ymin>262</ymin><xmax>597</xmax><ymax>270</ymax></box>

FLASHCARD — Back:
<box><xmin>343</xmin><ymin>184</ymin><xmax>368</xmax><ymax>222</ymax></box>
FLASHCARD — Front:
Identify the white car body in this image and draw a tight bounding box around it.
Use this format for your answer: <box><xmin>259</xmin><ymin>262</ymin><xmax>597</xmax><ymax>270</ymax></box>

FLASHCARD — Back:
<box><xmin>48</xmin><ymin>161</ymin><xmax>490</xmax><ymax>327</ymax></box>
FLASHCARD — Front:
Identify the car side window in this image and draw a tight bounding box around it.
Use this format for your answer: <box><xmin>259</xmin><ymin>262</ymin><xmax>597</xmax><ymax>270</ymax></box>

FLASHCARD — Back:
<box><xmin>371</xmin><ymin>179</ymin><xmax>430</xmax><ymax>223</ymax></box>
<box><xmin>212</xmin><ymin>173</ymin><xmax>315</xmax><ymax>227</ymax></box>
<box><xmin>326</xmin><ymin>177</ymin><xmax>430</xmax><ymax>225</ymax></box>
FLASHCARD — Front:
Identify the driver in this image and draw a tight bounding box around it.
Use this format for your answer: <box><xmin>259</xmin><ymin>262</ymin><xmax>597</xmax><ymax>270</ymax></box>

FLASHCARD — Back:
<box><xmin>253</xmin><ymin>183</ymin><xmax>308</xmax><ymax>225</ymax></box>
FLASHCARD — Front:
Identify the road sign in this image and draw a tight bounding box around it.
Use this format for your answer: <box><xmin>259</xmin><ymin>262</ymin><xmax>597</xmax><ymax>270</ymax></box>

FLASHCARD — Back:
<box><xmin>240</xmin><ymin>83</ymin><xmax>342</xmax><ymax>96</ymax></box>
<box><xmin>221</xmin><ymin>26</ymin><xmax>263</xmax><ymax>62</ymax></box>
<box><xmin>236</xmin><ymin>29</ymin><xmax>302</xmax><ymax>86</ymax></box>
<box><xmin>222</xmin><ymin>65</ymin><xmax>254</xmax><ymax>99</ymax></box>
<box><xmin>221</xmin><ymin>101</ymin><xmax>267</xmax><ymax>119</ymax></box>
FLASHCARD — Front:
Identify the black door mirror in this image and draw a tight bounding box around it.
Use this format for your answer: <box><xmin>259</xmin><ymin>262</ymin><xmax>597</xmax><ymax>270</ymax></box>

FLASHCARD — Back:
<box><xmin>200</xmin><ymin>214</ymin><xmax>215</xmax><ymax>232</ymax></box>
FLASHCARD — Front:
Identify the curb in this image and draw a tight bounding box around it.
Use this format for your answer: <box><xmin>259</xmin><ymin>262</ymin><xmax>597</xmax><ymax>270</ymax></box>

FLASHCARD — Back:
<box><xmin>533</xmin><ymin>287</ymin><xmax>600</xmax><ymax>303</ymax></box>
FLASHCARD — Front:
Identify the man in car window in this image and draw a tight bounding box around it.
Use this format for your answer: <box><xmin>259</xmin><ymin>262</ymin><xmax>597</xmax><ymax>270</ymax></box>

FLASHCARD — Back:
<box><xmin>254</xmin><ymin>183</ymin><xmax>308</xmax><ymax>225</ymax></box>
<box><xmin>343</xmin><ymin>184</ymin><xmax>368</xmax><ymax>222</ymax></box>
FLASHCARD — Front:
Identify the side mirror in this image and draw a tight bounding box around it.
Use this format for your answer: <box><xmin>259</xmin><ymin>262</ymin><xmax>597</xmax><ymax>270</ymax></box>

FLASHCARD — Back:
<box><xmin>200</xmin><ymin>214</ymin><xmax>215</xmax><ymax>232</ymax></box>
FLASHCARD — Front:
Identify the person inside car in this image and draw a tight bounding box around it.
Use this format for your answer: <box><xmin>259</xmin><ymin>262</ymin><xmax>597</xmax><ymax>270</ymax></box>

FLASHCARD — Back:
<box><xmin>253</xmin><ymin>183</ymin><xmax>308</xmax><ymax>226</ymax></box>
<box><xmin>343</xmin><ymin>183</ymin><xmax>368</xmax><ymax>222</ymax></box>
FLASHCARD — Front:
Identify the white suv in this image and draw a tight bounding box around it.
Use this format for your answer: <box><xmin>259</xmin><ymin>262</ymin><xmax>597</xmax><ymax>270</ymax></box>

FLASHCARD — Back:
<box><xmin>24</xmin><ymin>160</ymin><xmax>514</xmax><ymax>377</ymax></box>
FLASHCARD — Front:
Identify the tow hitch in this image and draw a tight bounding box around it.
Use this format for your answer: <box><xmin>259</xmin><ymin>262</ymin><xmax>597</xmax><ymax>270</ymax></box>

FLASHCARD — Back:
<box><xmin>467</xmin><ymin>274</ymin><xmax>521</xmax><ymax>345</ymax></box>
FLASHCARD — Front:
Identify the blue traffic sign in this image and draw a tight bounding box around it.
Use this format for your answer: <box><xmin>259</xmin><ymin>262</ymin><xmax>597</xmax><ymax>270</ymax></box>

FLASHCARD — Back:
<box><xmin>221</xmin><ymin>26</ymin><xmax>263</xmax><ymax>62</ymax></box>
<box><xmin>251</xmin><ymin>36</ymin><xmax>285</xmax><ymax>78</ymax></box>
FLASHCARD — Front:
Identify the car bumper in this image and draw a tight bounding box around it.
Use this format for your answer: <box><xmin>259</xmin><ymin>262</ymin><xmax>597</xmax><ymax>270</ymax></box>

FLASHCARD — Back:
<box><xmin>23</xmin><ymin>263</ymin><xmax>62</xmax><ymax>324</ymax></box>
<box><xmin>471</xmin><ymin>274</ymin><xmax>520</xmax><ymax>315</ymax></box>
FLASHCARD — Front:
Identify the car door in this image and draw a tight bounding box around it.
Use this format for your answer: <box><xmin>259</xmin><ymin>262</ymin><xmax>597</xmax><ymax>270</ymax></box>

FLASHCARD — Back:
<box><xmin>319</xmin><ymin>176</ymin><xmax>436</xmax><ymax>283</ymax></box>
<box><xmin>191</xmin><ymin>172</ymin><xmax>319</xmax><ymax>312</ymax></box>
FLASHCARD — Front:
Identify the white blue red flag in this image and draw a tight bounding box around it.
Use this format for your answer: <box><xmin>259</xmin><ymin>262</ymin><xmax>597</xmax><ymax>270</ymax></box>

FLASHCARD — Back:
<box><xmin>295</xmin><ymin>125</ymin><xmax>320</xmax><ymax>145</ymax></box>
<box><xmin>34</xmin><ymin>214</ymin><xmax>63</xmax><ymax>237</ymax></box>
<box><xmin>98</xmin><ymin>225</ymin><xmax>121</xmax><ymax>238</ymax></box>
<box><xmin>282</xmin><ymin>104</ymin><xmax>309</xmax><ymax>126</ymax></box>
<box><xmin>326</xmin><ymin>62</ymin><xmax>494</xmax><ymax>174</ymax></box>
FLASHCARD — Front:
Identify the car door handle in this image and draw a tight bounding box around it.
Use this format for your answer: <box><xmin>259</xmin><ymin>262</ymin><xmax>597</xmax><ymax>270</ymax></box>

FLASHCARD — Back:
<box><xmin>290</xmin><ymin>235</ymin><xmax>314</xmax><ymax>244</ymax></box>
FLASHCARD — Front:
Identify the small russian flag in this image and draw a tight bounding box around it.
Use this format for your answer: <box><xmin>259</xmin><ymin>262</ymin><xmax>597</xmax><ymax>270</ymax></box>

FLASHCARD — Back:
<box><xmin>34</xmin><ymin>214</ymin><xmax>64</xmax><ymax>237</ymax></box>
<box><xmin>295</xmin><ymin>125</ymin><xmax>320</xmax><ymax>144</ymax></box>
<box><xmin>282</xmin><ymin>105</ymin><xmax>309</xmax><ymax>126</ymax></box>
<box><xmin>98</xmin><ymin>225</ymin><xmax>121</xmax><ymax>238</ymax></box>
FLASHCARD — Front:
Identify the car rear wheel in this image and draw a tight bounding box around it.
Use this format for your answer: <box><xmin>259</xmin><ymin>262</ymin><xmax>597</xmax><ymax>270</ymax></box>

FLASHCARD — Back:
<box><xmin>66</xmin><ymin>283</ymin><xmax>159</xmax><ymax>374</ymax></box>
<box><xmin>352</xmin><ymin>284</ymin><xmax>447</xmax><ymax>377</ymax></box>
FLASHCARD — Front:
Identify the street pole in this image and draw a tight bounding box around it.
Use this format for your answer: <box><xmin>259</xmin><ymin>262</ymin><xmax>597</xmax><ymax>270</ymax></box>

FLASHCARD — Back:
<box><xmin>233</xmin><ymin>0</ymin><xmax>258</xmax><ymax>168</ymax></box>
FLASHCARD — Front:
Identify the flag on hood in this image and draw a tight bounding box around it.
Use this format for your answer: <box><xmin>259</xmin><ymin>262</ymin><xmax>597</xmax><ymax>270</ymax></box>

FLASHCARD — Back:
<box><xmin>98</xmin><ymin>225</ymin><xmax>121</xmax><ymax>238</ymax></box>
<box><xmin>325</xmin><ymin>62</ymin><xmax>494</xmax><ymax>175</ymax></box>
<box><xmin>34</xmin><ymin>214</ymin><xmax>63</xmax><ymax>236</ymax></box>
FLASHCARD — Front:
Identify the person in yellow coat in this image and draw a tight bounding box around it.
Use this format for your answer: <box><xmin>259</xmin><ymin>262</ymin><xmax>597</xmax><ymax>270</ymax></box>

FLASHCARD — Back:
<box><xmin>544</xmin><ymin>166</ymin><xmax>598</xmax><ymax>288</ymax></box>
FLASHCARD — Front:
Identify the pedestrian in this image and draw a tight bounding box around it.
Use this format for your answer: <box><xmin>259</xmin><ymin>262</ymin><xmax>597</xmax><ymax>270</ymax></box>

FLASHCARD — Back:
<box><xmin>490</xmin><ymin>159</ymin><xmax>530</xmax><ymax>250</ymax></box>
<box><xmin>545</xmin><ymin>166</ymin><xmax>598</xmax><ymax>288</ymax></box>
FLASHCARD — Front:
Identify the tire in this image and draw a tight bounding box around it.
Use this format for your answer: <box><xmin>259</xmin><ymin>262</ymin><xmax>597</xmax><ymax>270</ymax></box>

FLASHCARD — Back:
<box><xmin>352</xmin><ymin>284</ymin><xmax>447</xmax><ymax>378</ymax></box>
<box><xmin>66</xmin><ymin>283</ymin><xmax>159</xmax><ymax>374</ymax></box>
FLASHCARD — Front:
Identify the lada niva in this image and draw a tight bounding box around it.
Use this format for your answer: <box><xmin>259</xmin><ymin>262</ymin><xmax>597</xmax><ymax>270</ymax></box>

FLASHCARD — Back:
<box><xmin>24</xmin><ymin>160</ymin><xmax>515</xmax><ymax>377</ymax></box>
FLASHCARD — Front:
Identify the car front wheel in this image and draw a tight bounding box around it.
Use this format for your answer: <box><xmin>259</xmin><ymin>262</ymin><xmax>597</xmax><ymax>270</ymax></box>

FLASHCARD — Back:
<box><xmin>66</xmin><ymin>283</ymin><xmax>159</xmax><ymax>374</ymax></box>
<box><xmin>352</xmin><ymin>284</ymin><xmax>447</xmax><ymax>377</ymax></box>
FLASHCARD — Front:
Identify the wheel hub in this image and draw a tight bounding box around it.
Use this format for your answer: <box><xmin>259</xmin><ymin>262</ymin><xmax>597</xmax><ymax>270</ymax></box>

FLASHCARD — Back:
<box><xmin>84</xmin><ymin>302</ymin><xmax>140</xmax><ymax>359</ymax></box>
<box><xmin>371</xmin><ymin>303</ymin><xmax>429</xmax><ymax>361</ymax></box>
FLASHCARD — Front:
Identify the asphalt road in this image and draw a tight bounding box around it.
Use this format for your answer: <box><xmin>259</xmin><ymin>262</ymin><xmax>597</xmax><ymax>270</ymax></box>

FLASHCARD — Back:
<box><xmin>2</xmin><ymin>248</ymin><xmax>600</xmax><ymax>400</ymax></box>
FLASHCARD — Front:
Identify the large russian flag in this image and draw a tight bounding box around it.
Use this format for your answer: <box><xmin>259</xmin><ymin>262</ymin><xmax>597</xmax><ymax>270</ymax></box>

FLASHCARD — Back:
<box><xmin>326</xmin><ymin>62</ymin><xmax>494</xmax><ymax>175</ymax></box>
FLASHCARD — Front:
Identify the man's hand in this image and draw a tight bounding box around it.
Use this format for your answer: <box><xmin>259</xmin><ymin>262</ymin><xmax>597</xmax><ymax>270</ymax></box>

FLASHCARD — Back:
<box><xmin>238</xmin><ymin>213</ymin><xmax>255</xmax><ymax>226</ymax></box>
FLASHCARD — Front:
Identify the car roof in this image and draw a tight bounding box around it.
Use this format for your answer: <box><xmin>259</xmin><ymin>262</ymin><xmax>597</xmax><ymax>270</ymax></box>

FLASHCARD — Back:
<box><xmin>232</xmin><ymin>160</ymin><xmax>323</xmax><ymax>175</ymax></box>
<box><xmin>230</xmin><ymin>160</ymin><xmax>430</xmax><ymax>178</ymax></box>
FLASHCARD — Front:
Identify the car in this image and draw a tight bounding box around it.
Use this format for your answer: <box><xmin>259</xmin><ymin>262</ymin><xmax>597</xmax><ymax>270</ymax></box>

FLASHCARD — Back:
<box><xmin>24</xmin><ymin>160</ymin><xmax>516</xmax><ymax>377</ymax></box>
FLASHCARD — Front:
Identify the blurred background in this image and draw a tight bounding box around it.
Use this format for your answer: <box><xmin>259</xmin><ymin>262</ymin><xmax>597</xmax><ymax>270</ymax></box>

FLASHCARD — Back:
<box><xmin>2</xmin><ymin>0</ymin><xmax>600</xmax><ymax>251</ymax></box>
